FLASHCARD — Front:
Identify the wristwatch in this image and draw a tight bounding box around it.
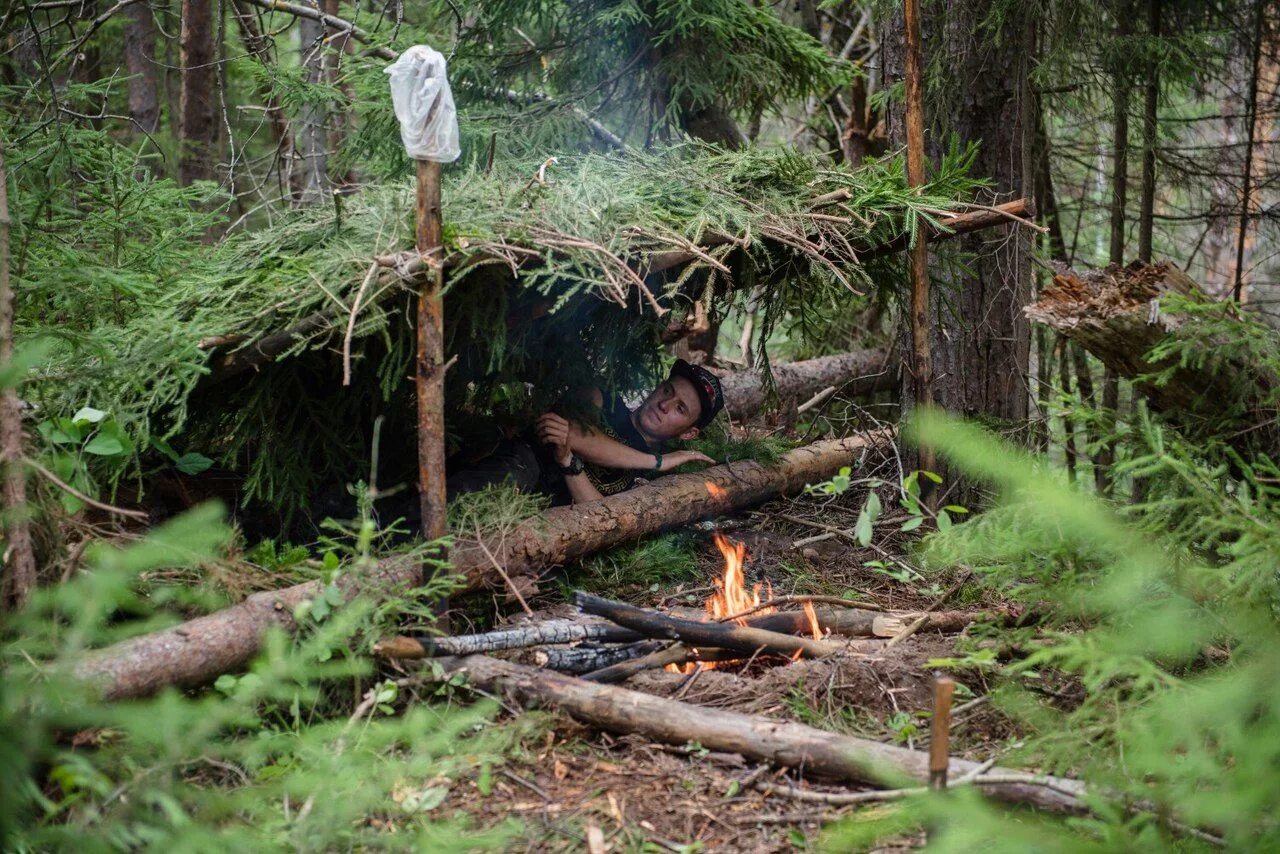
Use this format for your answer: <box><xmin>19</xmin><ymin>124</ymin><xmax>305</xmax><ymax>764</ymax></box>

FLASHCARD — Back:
<box><xmin>558</xmin><ymin>454</ymin><xmax>585</xmax><ymax>476</ymax></box>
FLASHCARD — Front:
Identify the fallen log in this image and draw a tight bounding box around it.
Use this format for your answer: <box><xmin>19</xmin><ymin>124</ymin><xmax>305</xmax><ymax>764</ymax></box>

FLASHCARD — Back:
<box><xmin>575</xmin><ymin>592</ymin><xmax>845</xmax><ymax>659</ymax></box>
<box><xmin>73</xmin><ymin>431</ymin><xmax>891</xmax><ymax>699</ymax></box>
<box><xmin>1024</xmin><ymin>261</ymin><xmax>1279</xmax><ymax>455</ymax></box>
<box><xmin>441</xmin><ymin>654</ymin><xmax>1088</xmax><ymax>815</ymax></box>
<box><xmin>718</xmin><ymin>349</ymin><xmax>896</xmax><ymax>420</ymax></box>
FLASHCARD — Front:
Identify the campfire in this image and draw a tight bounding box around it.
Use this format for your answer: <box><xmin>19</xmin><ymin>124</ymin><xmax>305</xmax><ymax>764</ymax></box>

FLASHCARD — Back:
<box><xmin>374</xmin><ymin>533</ymin><xmax>976</xmax><ymax>681</ymax></box>
<box><xmin>660</xmin><ymin>534</ymin><xmax>824</xmax><ymax>673</ymax></box>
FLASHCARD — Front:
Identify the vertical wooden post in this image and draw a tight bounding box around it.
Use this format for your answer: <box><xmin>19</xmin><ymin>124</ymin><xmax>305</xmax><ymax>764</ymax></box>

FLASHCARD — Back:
<box><xmin>0</xmin><ymin>139</ymin><xmax>36</xmax><ymax>610</ymax></box>
<box><xmin>415</xmin><ymin>158</ymin><xmax>448</xmax><ymax>579</ymax></box>
<box><xmin>903</xmin><ymin>0</ymin><xmax>936</xmax><ymax>487</ymax></box>
<box><xmin>929</xmin><ymin>674</ymin><xmax>955</xmax><ymax>789</ymax></box>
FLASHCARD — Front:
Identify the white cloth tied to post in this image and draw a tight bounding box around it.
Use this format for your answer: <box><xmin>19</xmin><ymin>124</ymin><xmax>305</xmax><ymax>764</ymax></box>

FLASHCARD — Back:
<box><xmin>385</xmin><ymin>45</ymin><xmax>460</xmax><ymax>162</ymax></box>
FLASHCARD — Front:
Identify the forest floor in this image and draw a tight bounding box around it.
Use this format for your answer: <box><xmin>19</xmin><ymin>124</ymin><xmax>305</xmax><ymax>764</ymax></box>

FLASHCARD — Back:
<box><xmin>401</xmin><ymin>497</ymin><xmax>1026</xmax><ymax>852</ymax></box>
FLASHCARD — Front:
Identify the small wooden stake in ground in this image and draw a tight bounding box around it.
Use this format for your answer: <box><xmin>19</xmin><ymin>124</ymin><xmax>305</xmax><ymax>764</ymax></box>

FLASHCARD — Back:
<box><xmin>929</xmin><ymin>674</ymin><xmax>956</xmax><ymax>789</ymax></box>
<box><xmin>415</xmin><ymin>158</ymin><xmax>448</xmax><ymax>602</ymax></box>
<box><xmin>903</xmin><ymin>0</ymin><xmax>937</xmax><ymax>492</ymax></box>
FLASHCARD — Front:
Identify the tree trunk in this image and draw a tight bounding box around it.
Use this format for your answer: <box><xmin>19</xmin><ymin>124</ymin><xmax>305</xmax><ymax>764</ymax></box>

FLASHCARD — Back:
<box><xmin>1137</xmin><ymin>0</ymin><xmax>1160</xmax><ymax>263</ymax></box>
<box><xmin>296</xmin><ymin>15</ymin><xmax>328</xmax><ymax>203</ymax></box>
<box><xmin>883</xmin><ymin>0</ymin><xmax>1035</xmax><ymax>495</ymax></box>
<box><xmin>717</xmin><ymin>349</ymin><xmax>895</xmax><ymax>419</ymax></box>
<box><xmin>1025</xmin><ymin>261</ymin><xmax>1278</xmax><ymax>457</ymax></box>
<box><xmin>123</xmin><ymin>0</ymin><xmax>160</xmax><ymax>134</ymax></box>
<box><xmin>178</xmin><ymin>0</ymin><xmax>218</xmax><ymax>185</ymax></box>
<box><xmin>72</xmin><ymin>431</ymin><xmax>892</xmax><ymax>699</ymax></box>
<box><xmin>1098</xmin><ymin>3</ymin><xmax>1133</xmax><ymax>494</ymax></box>
<box><xmin>230</xmin><ymin>0</ymin><xmax>294</xmax><ymax>194</ymax></box>
<box><xmin>0</xmin><ymin>141</ymin><xmax>36</xmax><ymax>611</ymax></box>
<box><xmin>440</xmin><ymin>655</ymin><xmax>1089</xmax><ymax>814</ymax></box>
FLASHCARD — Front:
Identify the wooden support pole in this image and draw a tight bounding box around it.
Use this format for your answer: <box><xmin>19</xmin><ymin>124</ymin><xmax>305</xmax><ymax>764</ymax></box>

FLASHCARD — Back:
<box><xmin>415</xmin><ymin>159</ymin><xmax>447</xmax><ymax>550</ymax></box>
<box><xmin>929</xmin><ymin>674</ymin><xmax>956</xmax><ymax>789</ymax></box>
<box><xmin>903</xmin><ymin>0</ymin><xmax>936</xmax><ymax>489</ymax></box>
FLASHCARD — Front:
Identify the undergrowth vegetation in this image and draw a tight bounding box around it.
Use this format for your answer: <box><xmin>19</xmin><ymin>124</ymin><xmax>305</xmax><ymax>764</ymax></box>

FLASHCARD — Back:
<box><xmin>827</xmin><ymin>409</ymin><xmax>1280</xmax><ymax>850</ymax></box>
<box><xmin>0</xmin><ymin>504</ymin><xmax>523</xmax><ymax>850</ymax></box>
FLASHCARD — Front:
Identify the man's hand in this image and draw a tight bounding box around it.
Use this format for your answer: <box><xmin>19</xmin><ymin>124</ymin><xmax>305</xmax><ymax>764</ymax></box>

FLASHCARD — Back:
<box><xmin>660</xmin><ymin>449</ymin><xmax>715</xmax><ymax>471</ymax></box>
<box><xmin>536</xmin><ymin>413</ymin><xmax>573</xmax><ymax>466</ymax></box>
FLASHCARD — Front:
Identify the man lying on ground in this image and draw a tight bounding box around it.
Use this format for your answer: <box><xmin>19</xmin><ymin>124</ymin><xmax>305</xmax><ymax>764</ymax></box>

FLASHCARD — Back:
<box><xmin>446</xmin><ymin>359</ymin><xmax>725</xmax><ymax>505</ymax></box>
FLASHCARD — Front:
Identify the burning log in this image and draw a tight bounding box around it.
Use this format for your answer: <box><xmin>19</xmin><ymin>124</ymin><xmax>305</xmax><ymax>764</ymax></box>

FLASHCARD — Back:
<box><xmin>574</xmin><ymin>592</ymin><xmax>845</xmax><ymax>659</ymax></box>
<box><xmin>439</xmin><ymin>654</ymin><xmax>1089</xmax><ymax>815</ymax></box>
<box><xmin>718</xmin><ymin>349</ymin><xmax>896</xmax><ymax>420</ymax></box>
<box><xmin>74</xmin><ymin>431</ymin><xmax>891</xmax><ymax>700</ymax></box>
<box><xmin>1025</xmin><ymin>261</ymin><xmax>1279</xmax><ymax>455</ymax></box>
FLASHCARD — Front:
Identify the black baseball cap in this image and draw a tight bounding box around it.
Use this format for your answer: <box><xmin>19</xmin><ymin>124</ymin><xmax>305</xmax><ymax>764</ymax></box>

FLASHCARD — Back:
<box><xmin>669</xmin><ymin>359</ymin><xmax>724</xmax><ymax>429</ymax></box>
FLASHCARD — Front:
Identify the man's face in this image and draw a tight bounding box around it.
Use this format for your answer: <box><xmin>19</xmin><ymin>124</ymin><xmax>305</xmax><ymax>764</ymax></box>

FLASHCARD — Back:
<box><xmin>636</xmin><ymin>376</ymin><xmax>703</xmax><ymax>441</ymax></box>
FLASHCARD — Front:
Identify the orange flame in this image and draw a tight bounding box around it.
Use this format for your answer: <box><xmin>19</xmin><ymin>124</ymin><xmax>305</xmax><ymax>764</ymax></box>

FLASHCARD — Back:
<box><xmin>802</xmin><ymin>600</ymin><xmax>823</xmax><ymax>640</ymax></box>
<box><xmin>705</xmin><ymin>533</ymin><xmax>772</xmax><ymax>624</ymax></box>
<box><xmin>705</xmin><ymin>482</ymin><xmax>727</xmax><ymax>500</ymax></box>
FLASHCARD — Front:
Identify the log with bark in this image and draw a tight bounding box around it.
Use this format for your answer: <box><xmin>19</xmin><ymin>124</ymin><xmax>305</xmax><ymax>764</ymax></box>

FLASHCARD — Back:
<box><xmin>73</xmin><ymin>431</ymin><xmax>891</xmax><ymax>699</ymax></box>
<box><xmin>439</xmin><ymin>654</ymin><xmax>1088</xmax><ymax>814</ymax></box>
<box><xmin>574</xmin><ymin>592</ymin><xmax>845</xmax><ymax>659</ymax></box>
<box><xmin>1025</xmin><ymin>261</ymin><xmax>1279</xmax><ymax>455</ymax></box>
<box><xmin>717</xmin><ymin>349</ymin><xmax>896</xmax><ymax>420</ymax></box>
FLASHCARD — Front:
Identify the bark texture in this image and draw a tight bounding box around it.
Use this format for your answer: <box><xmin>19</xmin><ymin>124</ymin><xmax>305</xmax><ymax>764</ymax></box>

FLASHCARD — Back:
<box><xmin>296</xmin><ymin>14</ymin><xmax>328</xmax><ymax>203</ymax></box>
<box><xmin>883</xmin><ymin>2</ymin><xmax>1035</xmax><ymax>433</ymax></box>
<box><xmin>1025</xmin><ymin>261</ymin><xmax>1279</xmax><ymax>455</ymax></box>
<box><xmin>443</xmin><ymin>655</ymin><xmax>1089</xmax><ymax>814</ymax></box>
<box><xmin>717</xmin><ymin>349</ymin><xmax>895</xmax><ymax>419</ymax></box>
<box><xmin>178</xmin><ymin>0</ymin><xmax>217</xmax><ymax>185</ymax></box>
<box><xmin>0</xmin><ymin>141</ymin><xmax>36</xmax><ymax>610</ymax></box>
<box><xmin>73</xmin><ymin>431</ymin><xmax>891</xmax><ymax>699</ymax></box>
<box><xmin>123</xmin><ymin>0</ymin><xmax>160</xmax><ymax>134</ymax></box>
